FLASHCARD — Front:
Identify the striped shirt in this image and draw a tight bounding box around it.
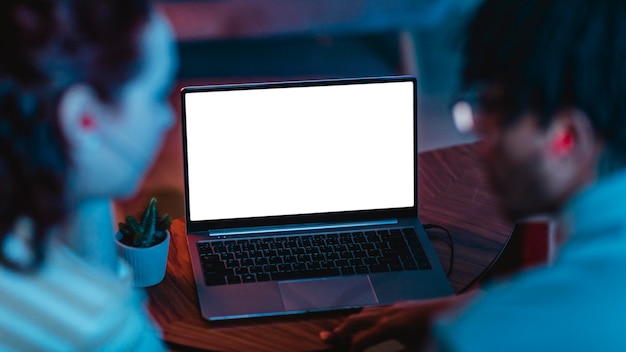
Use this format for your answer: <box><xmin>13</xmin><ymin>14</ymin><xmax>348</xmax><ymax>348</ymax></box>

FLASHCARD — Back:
<box><xmin>0</xmin><ymin>241</ymin><xmax>165</xmax><ymax>352</ymax></box>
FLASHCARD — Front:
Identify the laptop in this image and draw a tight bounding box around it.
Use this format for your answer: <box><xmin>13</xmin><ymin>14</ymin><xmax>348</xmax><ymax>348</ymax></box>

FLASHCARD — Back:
<box><xmin>180</xmin><ymin>76</ymin><xmax>454</xmax><ymax>320</ymax></box>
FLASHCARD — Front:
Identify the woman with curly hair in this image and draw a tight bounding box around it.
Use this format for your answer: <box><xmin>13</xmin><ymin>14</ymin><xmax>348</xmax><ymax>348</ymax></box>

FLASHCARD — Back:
<box><xmin>0</xmin><ymin>0</ymin><xmax>177</xmax><ymax>349</ymax></box>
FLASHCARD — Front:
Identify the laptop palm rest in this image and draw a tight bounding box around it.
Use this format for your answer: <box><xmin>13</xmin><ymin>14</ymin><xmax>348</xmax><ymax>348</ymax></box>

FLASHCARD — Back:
<box><xmin>278</xmin><ymin>276</ymin><xmax>378</xmax><ymax>311</ymax></box>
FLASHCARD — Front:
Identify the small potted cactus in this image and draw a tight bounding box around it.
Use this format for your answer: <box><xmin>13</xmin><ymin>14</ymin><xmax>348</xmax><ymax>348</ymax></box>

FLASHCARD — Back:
<box><xmin>115</xmin><ymin>197</ymin><xmax>172</xmax><ymax>287</ymax></box>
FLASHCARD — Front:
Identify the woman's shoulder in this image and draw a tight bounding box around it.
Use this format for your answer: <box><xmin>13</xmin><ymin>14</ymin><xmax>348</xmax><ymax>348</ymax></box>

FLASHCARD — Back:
<box><xmin>0</xmin><ymin>241</ymin><xmax>164</xmax><ymax>351</ymax></box>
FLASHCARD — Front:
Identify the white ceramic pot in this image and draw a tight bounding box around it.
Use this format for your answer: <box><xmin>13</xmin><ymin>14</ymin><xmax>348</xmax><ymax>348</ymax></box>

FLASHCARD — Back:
<box><xmin>114</xmin><ymin>230</ymin><xmax>170</xmax><ymax>287</ymax></box>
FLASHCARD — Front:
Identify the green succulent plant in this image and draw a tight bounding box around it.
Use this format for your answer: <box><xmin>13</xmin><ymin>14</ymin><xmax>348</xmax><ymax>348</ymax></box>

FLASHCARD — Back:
<box><xmin>118</xmin><ymin>197</ymin><xmax>172</xmax><ymax>248</ymax></box>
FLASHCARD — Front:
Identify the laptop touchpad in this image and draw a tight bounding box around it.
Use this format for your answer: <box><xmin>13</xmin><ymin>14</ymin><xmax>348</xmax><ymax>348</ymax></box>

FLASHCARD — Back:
<box><xmin>278</xmin><ymin>276</ymin><xmax>378</xmax><ymax>311</ymax></box>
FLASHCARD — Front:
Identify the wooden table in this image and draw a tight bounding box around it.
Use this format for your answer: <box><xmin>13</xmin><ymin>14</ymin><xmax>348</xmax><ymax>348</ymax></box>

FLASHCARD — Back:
<box><xmin>146</xmin><ymin>142</ymin><xmax>513</xmax><ymax>351</ymax></box>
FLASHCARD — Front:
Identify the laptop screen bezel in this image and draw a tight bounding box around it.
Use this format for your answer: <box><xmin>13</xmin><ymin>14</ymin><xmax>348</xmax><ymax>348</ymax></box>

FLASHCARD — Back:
<box><xmin>180</xmin><ymin>76</ymin><xmax>418</xmax><ymax>233</ymax></box>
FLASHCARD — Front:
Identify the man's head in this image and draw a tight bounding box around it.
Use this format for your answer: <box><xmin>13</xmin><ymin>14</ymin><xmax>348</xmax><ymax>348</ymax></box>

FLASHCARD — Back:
<box><xmin>459</xmin><ymin>0</ymin><xmax>626</xmax><ymax>220</ymax></box>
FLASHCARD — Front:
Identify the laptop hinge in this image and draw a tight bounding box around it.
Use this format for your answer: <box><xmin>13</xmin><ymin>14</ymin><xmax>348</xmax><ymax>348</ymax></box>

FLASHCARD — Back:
<box><xmin>209</xmin><ymin>219</ymin><xmax>398</xmax><ymax>236</ymax></box>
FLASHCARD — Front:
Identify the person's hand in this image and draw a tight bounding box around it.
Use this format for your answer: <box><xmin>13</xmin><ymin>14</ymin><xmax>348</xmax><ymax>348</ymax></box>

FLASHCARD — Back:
<box><xmin>320</xmin><ymin>293</ymin><xmax>474</xmax><ymax>352</ymax></box>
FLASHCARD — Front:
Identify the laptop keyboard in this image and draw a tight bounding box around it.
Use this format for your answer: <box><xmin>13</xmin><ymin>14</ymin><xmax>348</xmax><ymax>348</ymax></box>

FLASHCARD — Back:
<box><xmin>197</xmin><ymin>228</ymin><xmax>432</xmax><ymax>286</ymax></box>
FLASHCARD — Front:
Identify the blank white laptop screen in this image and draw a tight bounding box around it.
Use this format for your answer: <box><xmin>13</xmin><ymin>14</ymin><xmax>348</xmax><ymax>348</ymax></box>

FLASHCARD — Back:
<box><xmin>184</xmin><ymin>80</ymin><xmax>415</xmax><ymax>222</ymax></box>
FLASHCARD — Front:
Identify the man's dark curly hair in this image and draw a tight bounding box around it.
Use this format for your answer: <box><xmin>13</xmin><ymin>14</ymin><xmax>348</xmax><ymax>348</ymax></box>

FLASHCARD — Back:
<box><xmin>461</xmin><ymin>0</ymin><xmax>626</xmax><ymax>170</ymax></box>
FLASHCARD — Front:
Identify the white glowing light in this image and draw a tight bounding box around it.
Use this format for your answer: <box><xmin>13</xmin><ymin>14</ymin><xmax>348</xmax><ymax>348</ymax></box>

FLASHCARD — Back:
<box><xmin>452</xmin><ymin>101</ymin><xmax>475</xmax><ymax>133</ymax></box>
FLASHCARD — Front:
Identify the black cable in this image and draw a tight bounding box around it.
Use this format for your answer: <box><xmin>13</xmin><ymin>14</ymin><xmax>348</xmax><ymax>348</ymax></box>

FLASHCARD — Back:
<box><xmin>423</xmin><ymin>224</ymin><xmax>454</xmax><ymax>277</ymax></box>
<box><xmin>457</xmin><ymin>226</ymin><xmax>515</xmax><ymax>294</ymax></box>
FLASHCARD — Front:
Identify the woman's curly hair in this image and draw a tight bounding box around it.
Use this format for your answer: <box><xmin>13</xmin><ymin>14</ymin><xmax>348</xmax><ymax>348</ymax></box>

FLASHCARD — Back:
<box><xmin>0</xmin><ymin>0</ymin><xmax>150</xmax><ymax>270</ymax></box>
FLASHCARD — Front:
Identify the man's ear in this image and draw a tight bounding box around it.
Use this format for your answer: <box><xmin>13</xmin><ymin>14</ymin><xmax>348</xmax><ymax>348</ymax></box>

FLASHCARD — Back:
<box><xmin>545</xmin><ymin>108</ymin><xmax>599</xmax><ymax>172</ymax></box>
<box><xmin>57</xmin><ymin>84</ymin><xmax>105</xmax><ymax>151</ymax></box>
